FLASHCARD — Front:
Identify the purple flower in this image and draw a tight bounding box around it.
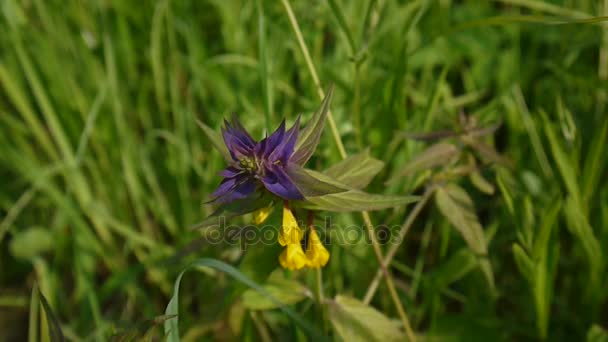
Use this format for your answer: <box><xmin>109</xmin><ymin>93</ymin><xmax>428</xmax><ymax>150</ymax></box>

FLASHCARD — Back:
<box><xmin>211</xmin><ymin>116</ymin><xmax>305</xmax><ymax>203</ymax></box>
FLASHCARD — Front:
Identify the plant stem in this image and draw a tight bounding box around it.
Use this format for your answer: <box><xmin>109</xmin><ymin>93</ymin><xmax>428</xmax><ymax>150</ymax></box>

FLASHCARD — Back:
<box><xmin>281</xmin><ymin>1</ymin><xmax>416</xmax><ymax>340</ymax></box>
<box><xmin>364</xmin><ymin>186</ymin><xmax>434</xmax><ymax>304</ymax></box>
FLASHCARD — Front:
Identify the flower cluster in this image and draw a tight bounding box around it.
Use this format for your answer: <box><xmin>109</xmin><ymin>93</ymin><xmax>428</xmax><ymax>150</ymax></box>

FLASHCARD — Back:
<box><xmin>199</xmin><ymin>88</ymin><xmax>417</xmax><ymax>271</ymax></box>
<box><xmin>277</xmin><ymin>205</ymin><xmax>329</xmax><ymax>270</ymax></box>
<box><xmin>211</xmin><ymin>115</ymin><xmax>331</xmax><ymax>270</ymax></box>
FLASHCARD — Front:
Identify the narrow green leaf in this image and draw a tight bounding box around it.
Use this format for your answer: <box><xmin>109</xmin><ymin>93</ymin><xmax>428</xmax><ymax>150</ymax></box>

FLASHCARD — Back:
<box><xmin>469</xmin><ymin>171</ymin><xmax>495</xmax><ymax>195</ymax></box>
<box><xmin>581</xmin><ymin>117</ymin><xmax>608</xmax><ymax>202</ymax></box>
<box><xmin>427</xmin><ymin>248</ymin><xmax>478</xmax><ymax>291</ymax></box>
<box><xmin>435</xmin><ymin>184</ymin><xmax>494</xmax><ymax>290</ymax></box>
<box><xmin>388</xmin><ymin>142</ymin><xmax>460</xmax><ymax>183</ymax></box>
<box><xmin>512</xmin><ymin>243</ymin><xmax>534</xmax><ymax>283</ymax></box>
<box><xmin>563</xmin><ymin>196</ymin><xmax>603</xmax><ymax>296</ymax></box>
<box><xmin>543</xmin><ymin>111</ymin><xmax>580</xmax><ymax>202</ymax></box>
<box><xmin>39</xmin><ymin>290</ymin><xmax>65</xmax><ymax>342</ymax></box>
<box><xmin>324</xmin><ymin>149</ymin><xmax>384</xmax><ymax>189</ymax></box>
<box><xmin>292</xmin><ymin>86</ymin><xmax>334</xmax><ymax>165</ymax></box>
<box><xmin>195</xmin><ymin>119</ymin><xmax>232</xmax><ymax>162</ymax></box>
<box><xmin>29</xmin><ymin>284</ymin><xmax>39</xmax><ymax>342</ymax></box>
<box><xmin>328</xmin><ymin>295</ymin><xmax>405</xmax><ymax>342</ymax></box>
<box><xmin>531</xmin><ymin>199</ymin><xmax>561</xmax><ymax>261</ymax></box>
<box><xmin>300</xmin><ymin>190</ymin><xmax>419</xmax><ymax>212</ymax></box>
<box><xmin>327</xmin><ymin>0</ymin><xmax>357</xmax><ymax>54</ymax></box>
<box><xmin>164</xmin><ymin>258</ymin><xmax>325</xmax><ymax>342</ymax></box>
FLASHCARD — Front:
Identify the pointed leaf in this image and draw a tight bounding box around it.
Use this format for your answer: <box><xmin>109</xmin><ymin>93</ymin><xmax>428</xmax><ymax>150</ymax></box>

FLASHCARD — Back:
<box><xmin>287</xmin><ymin>165</ymin><xmax>349</xmax><ymax>197</ymax></box>
<box><xmin>388</xmin><ymin>142</ymin><xmax>460</xmax><ymax>183</ymax></box>
<box><xmin>435</xmin><ymin>184</ymin><xmax>494</xmax><ymax>290</ymax></box>
<box><xmin>469</xmin><ymin>171</ymin><xmax>495</xmax><ymax>195</ymax></box>
<box><xmin>324</xmin><ymin>149</ymin><xmax>384</xmax><ymax>189</ymax></box>
<box><xmin>328</xmin><ymin>295</ymin><xmax>405</xmax><ymax>342</ymax></box>
<box><xmin>427</xmin><ymin>248</ymin><xmax>478</xmax><ymax>291</ymax></box>
<box><xmin>196</xmin><ymin>119</ymin><xmax>232</xmax><ymax>162</ymax></box>
<box><xmin>300</xmin><ymin>190</ymin><xmax>419</xmax><ymax>212</ymax></box>
<box><xmin>512</xmin><ymin>243</ymin><xmax>534</xmax><ymax>283</ymax></box>
<box><xmin>292</xmin><ymin>86</ymin><xmax>334</xmax><ymax>165</ymax></box>
<box><xmin>39</xmin><ymin>289</ymin><xmax>65</xmax><ymax>342</ymax></box>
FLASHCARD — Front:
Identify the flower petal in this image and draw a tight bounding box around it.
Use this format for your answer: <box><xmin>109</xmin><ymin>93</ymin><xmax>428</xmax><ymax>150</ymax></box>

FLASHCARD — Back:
<box><xmin>211</xmin><ymin>178</ymin><xmax>257</xmax><ymax>203</ymax></box>
<box><xmin>261</xmin><ymin>120</ymin><xmax>286</xmax><ymax>157</ymax></box>
<box><xmin>220</xmin><ymin>166</ymin><xmax>243</xmax><ymax>178</ymax></box>
<box><xmin>269</xmin><ymin>117</ymin><xmax>300</xmax><ymax>163</ymax></box>
<box><xmin>279</xmin><ymin>243</ymin><xmax>308</xmax><ymax>270</ymax></box>
<box><xmin>278</xmin><ymin>207</ymin><xmax>303</xmax><ymax>246</ymax></box>
<box><xmin>222</xmin><ymin>118</ymin><xmax>256</xmax><ymax>160</ymax></box>
<box><xmin>261</xmin><ymin>166</ymin><xmax>304</xmax><ymax>200</ymax></box>
<box><xmin>305</xmin><ymin>229</ymin><xmax>330</xmax><ymax>268</ymax></box>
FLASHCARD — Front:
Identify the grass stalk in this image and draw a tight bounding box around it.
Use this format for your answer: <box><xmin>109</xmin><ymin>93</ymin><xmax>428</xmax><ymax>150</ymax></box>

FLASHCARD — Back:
<box><xmin>281</xmin><ymin>1</ymin><xmax>416</xmax><ymax>339</ymax></box>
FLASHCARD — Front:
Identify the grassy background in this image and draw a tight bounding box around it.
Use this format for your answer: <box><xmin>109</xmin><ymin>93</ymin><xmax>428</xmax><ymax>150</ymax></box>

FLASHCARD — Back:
<box><xmin>1</xmin><ymin>0</ymin><xmax>607</xmax><ymax>340</ymax></box>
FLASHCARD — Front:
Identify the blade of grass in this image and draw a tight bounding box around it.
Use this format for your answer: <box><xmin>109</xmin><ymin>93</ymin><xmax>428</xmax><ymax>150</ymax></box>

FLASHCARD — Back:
<box><xmin>164</xmin><ymin>258</ymin><xmax>327</xmax><ymax>342</ymax></box>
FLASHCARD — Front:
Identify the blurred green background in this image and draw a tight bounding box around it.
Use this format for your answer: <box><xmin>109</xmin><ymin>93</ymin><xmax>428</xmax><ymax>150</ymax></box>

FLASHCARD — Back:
<box><xmin>1</xmin><ymin>0</ymin><xmax>607</xmax><ymax>340</ymax></box>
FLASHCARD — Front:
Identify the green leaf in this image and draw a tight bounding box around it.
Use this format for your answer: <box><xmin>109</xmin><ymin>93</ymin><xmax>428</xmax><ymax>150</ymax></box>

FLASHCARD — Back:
<box><xmin>469</xmin><ymin>171</ymin><xmax>495</xmax><ymax>195</ymax></box>
<box><xmin>242</xmin><ymin>272</ymin><xmax>310</xmax><ymax>310</ymax></box>
<box><xmin>38</xmin><ymin>288</ymin><xmax>65</xmax><ymax>342</ymax></box>
<box><xmin>427</xmin><ymin>248</ymin><xmax>478</xmax><ymax>291</ymax></box>
<box><xmin>164</xmin><ymin>258</ymin><xmax>325</xmax><ymax>342</ymax></box>
<box><xmin>587</xmin><ymin>324</ymin><xmax>608</xmax><ymax>342</ymax></box>
<box><xmin>287</xmin><ymin>165</ymin><xmax>350</xmax><ymax>197</ymax></box>
<box><xmin>563</xmin><ymin>196</ymin><xmax>602</xmax><ymax>297</ymax></box>
<box><xmin>196</xmin><ymin>119</ymin><xmax>232</xmax><ymax>162</ymax></box>
<box><xmin>328</xmin><ymin>295</ymin><xmax>405</xmax><ymax>342</ymax></box>
<box><xmin>581</xmin><ymin>117</ymin><xmax>608</xmax><ymax>203</ymax></box>
<box><xmin>300</xmin><ymin>190</ymin><xmax>419</xmax><ymax>212</ymax></box>
<box><xmin>292</xmin><ymin>85</ymin><xmax>334</xmax><ymax>165</ymax></box>
<box><xmin>435</xmin><ymin>184</ymin><xmax>494</xmax><ymax>291</ymax></box>
<box><xmin>324</xmin><ymin>149</ymin><xmax>384</xmax><ymax>189</ymax></box>
<box><xmin>512</xmin><ymin>243</ymin><xmax>534</xmax><ymax>283</ymax></box>
<box><xmin>9</xmin><ymin>227</ymin><xmax>53</xmax><ymax>260</ymax></box>
<box><xmin>542</xmin><ymin>111</ymin><xmax>580</xmax><ymax>202</ymax></box>
<box><xmin>388</xmin><ymin>142</ymin><xmax>460</xmax><ymax>183</ymax></box>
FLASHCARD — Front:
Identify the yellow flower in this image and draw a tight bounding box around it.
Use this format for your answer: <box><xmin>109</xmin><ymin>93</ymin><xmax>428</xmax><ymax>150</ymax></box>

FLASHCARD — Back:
<box><xmin>252</xmin><ymin>206</ymin><xmax>272</xmax><ymax>225</ymax></box>
<box><xmin>305</xmin><ymin>228</ymin><xmax>329</xmax><ymax>268</ymax></box>
<box><xmin>279</xmin><ymin>243</ymin><xmax>308</xmax><ymax>270</ymax></box>
<box><xmin>278</xmin><ymin>207</ymin><xmax>302</xmax><ymax>246</ymax></box>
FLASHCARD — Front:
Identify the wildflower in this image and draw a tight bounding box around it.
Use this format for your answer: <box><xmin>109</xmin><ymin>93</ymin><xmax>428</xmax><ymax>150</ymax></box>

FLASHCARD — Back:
<box><xmin>211</xmin><ymin>116</ymin><xmax>304</xmax><ymax>203</ymax></box>
<box><xmin>305</xmin><ymin>228</ymin><xmax>329</xmax><ymax>268</ymax></box>
<box><xmin>279</xmin><ymin>243</ymin><xmax>308</xmax><ymax>270</ymax></box>
<box><xmin>197</xmin><ymin>87</ymin><xmax>419</xmax><ymax>271</ymax></box>
<box><xmin>278</xmin><ymin>206</ymin><xmax>302</xmax><ymax>246</ymax></box>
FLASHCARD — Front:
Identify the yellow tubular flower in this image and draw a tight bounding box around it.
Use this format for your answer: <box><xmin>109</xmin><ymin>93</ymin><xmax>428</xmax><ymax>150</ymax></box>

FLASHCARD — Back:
<box><xmin>252</xmin><ymin>206</ymin><xmax>272</xmax><ymax>225</ymax></box>
<box><xmin>278</xmin><ymin>207</ymin><xmax>303</xmax><ymax>246</ymax></box>
<box><xmin>279</xmin><ymin>243</ymin><xmax>308</xmax><ymax>270</ymax></box>
<box><xmin>305</xmin><ymin>228</ymin><xmax>330</xmax><ymax>268</ymax></box>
